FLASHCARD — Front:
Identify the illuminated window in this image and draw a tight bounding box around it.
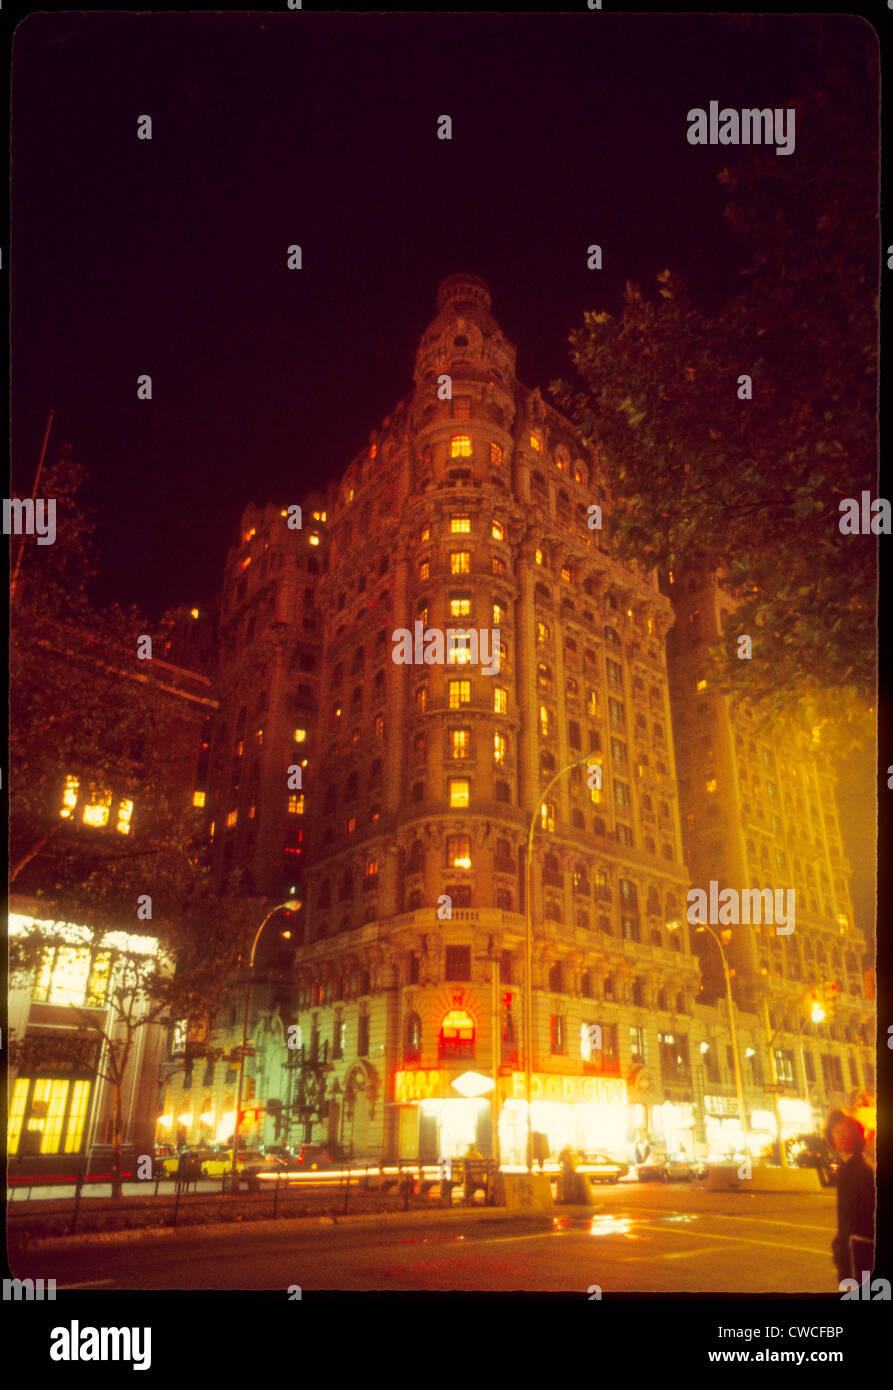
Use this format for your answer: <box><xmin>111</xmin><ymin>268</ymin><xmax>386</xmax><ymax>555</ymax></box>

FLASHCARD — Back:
<box><xmin>190</xmin><ymin>608</ymin><xmax>200</xmax><ymax>619</ymax></box>
<box><xmin>448</xmin><ymin>635</ymin><xmax>472</xmax><ymax>665</ymax></box>
<box><xmin>447</xmin><ymin>835</ymin><xmax>471</xmax><ymax>868</ymax></box>
<box><xmin>450</xmin><ymin>435</ymin><xmax>472</xmax><ymax>458</ymax></box>
<box><xmin>561</xmin><ymin>567</ymin><xmax>576</xmax><ymax>585</ymax></box>
<box><xmin>535</xmin><ymin>548</ymin><xmax>544</xmax><ymax>566</ymax></box>
<box><xmin>288</xmin><ymin>794</ymin><xmax>305</xmax><ymax>814</ymax></box>
<box><xmin>60</xmin><ymin>774</ymin><xmax>79</xmax><ymax>818</ymax></box>
<box><xmin>449</xmin><ymin>780</ymin><xmax>470</xmax><ymax>808</ymax></box>
<box><xmin>32</xmin><ymin>946</ymin><xmax>110</xmax><ymax>1009</ymax></box>
<box><xmin>347</xmin><ymin>487</ymin><xmax>355</xmax><ymax>502</ymax></box>
<box><xmin>308</xmin><ymin>532</ymin><xmax>321</xmax><ymax>546</ymax></box>
<box><xmin>375</xmin><ymin>715</ymin><xmax>384</xmax><ymax>737</ymax></box>
<box><xmin>346</xmin><ymin>817</ymin><xmax>356</xmax><ymax>833</ymax></box>
<box><xmin>450</xmin><ymin>552</ymin><xmax>471</xmax><ymax>575</ymax></box>
<box><xmin>494</xmin><ymin>732</ymin><xmax>506</xmax><ymax>765</ymax></box>
<box><xmin>193</xmin><ymin>790</ymin><xmax>206</xmax><ymax>808</ymax></box>
<box><xmin>256</xmin><ymin>727</ymin><xmax>263</xmax><ymax>745</ymax></box>
<box><xmin>450</xmin><ymin>596</ymin><xmax>471</xmax><ymax>618</ymax></box>
<box><xmin>419</xmin><ymin>524</ymin><xmax>430</xmax><ymax>542</ymax></box>
<box><xmin>587</xmin><ymin>690</ymin><xmax>598</xmax><ymax>716</ymax></box>
<box><xmin>536</xmin><ymin>621</ymin><xmax>550</xmax><ymax>645</ymax></box>
<box><xmin>82</xmin><ymin>791</ymin><xmax>112</xmax><ymax>828</ymax></box>
<box><xmin>417</xmin><ymin>607</ymin><xmax>428</xmax><ymax>626</ymax></box>
<box><xmin>530</xmin><ymin>434</ymin><xmax>543</xmax><ymax>453</ymax></box>
<box><xmin>493</xmin><ymin>602</ymin><xmax>505</xmax><ymax>625</ymax></box>
<box><xmin>416</xmin><ymin>686</ymin><xmax>428</xmax><ymax>712</ymax></box>
<box><xmin>490</xmin><ymin>442</ymin><xmax>504</xmax><ymax>465</ymax></box>
<box><xmin>294</xmin><ymin>727</ymin><xmax>307</xmax><ymax>743</ymax></box>
<box><xmin>240</xmin><ymin>556</ymin><xmax>251</xmax><ymax>570</ymax></box>
<box><xmin>449</xmin><ymin>680</ymin><xmax>471</xmax><ymax>709</ymax></box>
<box><xmin>235</xmin><ymin>740</ymin><xmax>243</xmax><ymax>757</ymax></box>
<box><xmin>451</xmin><ymin>515</ymin><xmax>471</xmax><ymax>534</ymax></box>
<box><xmin>706</xmin><ymin>779</ymin><xmax>717</xmax><ymax>793</ymax></box>
<box><xmin>366</xmin><ymin>858</ymin><xmax>378</xmax><ymax>878</ymax></box>
<box><xmin>244</xmin><ymin>528</ymin><xmax>256</xmax><ymax>542</ymax></box>
<box><xmin>209</xmin><ymin>821</ymin><xmax>215</xmax><ymax>838</ymax></box>
<box><xmin>541</xmin><ymin>802</ymin><xmax>555</xmax><ymax>832</ymax></box>
<box><xmin>540</xmin><ymin>705</ymin><xmax>550</xmax><ymax>736</ymax></box>
<box><xmin>116</xmin><ymin>799</ymin><xmax>134</xmax><ymax>835</ymax></box>
<box><xmin>312</xmin><ymin>511</ymin><xmax>327</xmax><ymax>522</ymax></box>
<box><xmin>491</xmin><ymin>556</ymin><xmax>504</xmax><ymax>576</ymax></box>
<box><xmin>370</xmin><ymin>443</ymin><xmax>378</xmax><ymax>458</ymax></box>
<box><xmin>696</xmin><ymin>679</ymin><xmax>708</xmax><ymax>692</ymax></box>
<box><xmin>226</xmin><ymin>810</ymin><xmax>238</xmax><ymax>828</ymax></box>
<box><xmin>494</xmin><ymin>686</ymin><xmax>508</xmax><ymax>715</ymax></box>
<box><xmin>418</xmin><ymin>559</ymin><xmax>430</xmax><ymax>581</ymax></box>
<box><xmin>449</xmin><ymin>729</ymin><xmax>471</xmax><ymax>759</ymax></box>
<box><xmin>491</xmin><ymin>519</ymin><xmax>504</xmax><ymax>541</ymax></box>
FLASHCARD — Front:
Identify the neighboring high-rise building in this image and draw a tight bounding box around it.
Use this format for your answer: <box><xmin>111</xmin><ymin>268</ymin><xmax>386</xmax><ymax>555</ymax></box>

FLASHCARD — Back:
<box><xmin>667</xmin><ymin>567</ymin><xmax>875</xmax><ymax>1136</ymax></box>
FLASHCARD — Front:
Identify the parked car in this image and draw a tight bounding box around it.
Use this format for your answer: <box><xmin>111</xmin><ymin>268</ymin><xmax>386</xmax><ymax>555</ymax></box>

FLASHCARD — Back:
<box><xmin>786</xmin><ymin>1133</ymin><xmax>839</xmax><ymax>1186</ymax></box>
<box><xmin>576</xmin><ymin>1152</ymin><xmax>630</xmax><ymax>1183</ymax></box>
<box><xmin>636</xmin><ymin>1153</ymin><xmax>697</xmax><ymax>1182</ymax></box>
<box><xmin>161</xmin><ymin>1147</ymin><xmax>268</xmax><ymax>1179</ymax></box>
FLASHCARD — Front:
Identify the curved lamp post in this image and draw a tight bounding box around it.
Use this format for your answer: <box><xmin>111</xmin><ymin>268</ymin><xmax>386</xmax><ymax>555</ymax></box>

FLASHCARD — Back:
<box><xmin>230</xmin><ymin>899</ymin><xmax>302</xmax><ymax>1188</ymax></box>
<box><xmin>694</xmin><ymin>923</ymin><xmax>749</xmax><ymax>1156</ymax></box>
<box><xmin>524</xmin><ymin>750</ymin><xmax>602</xmax><ymax>1173</ymax></box>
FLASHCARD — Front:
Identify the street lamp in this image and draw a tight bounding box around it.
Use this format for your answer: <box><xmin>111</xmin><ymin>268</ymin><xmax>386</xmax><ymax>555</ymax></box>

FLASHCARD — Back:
<box><xmin>694</xmin><ymin>924</ymin><xmax>749</xmax><ymax>1157</ymax></box>
<box><xmin>524</xmin><ymin>750</ymin><xmax>601</xmax><ymax>1173</ymax></box>
<box><xmin>230</xmin><ymin>900</ymin><xmax>302</xmax><ymax>1188</ymax></box>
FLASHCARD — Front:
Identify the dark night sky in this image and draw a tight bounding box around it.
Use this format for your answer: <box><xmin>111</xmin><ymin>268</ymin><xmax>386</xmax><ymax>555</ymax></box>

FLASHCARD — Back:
<box><xmin>11</xmin><ymin>9</ymin><xmax>866</xmax><ymax>617</ymax></box>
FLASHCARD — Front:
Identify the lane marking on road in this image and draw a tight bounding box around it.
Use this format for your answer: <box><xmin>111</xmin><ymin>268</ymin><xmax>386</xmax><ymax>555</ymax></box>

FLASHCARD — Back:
<box><xmin>634</xmin><ymin>1223</ymin><xmax>828</xmax><ymax>1256</ymax></box>
<box><xmin>664</xmin><ymin>1247</ymin><xmax>732</xmax><ymax>1260</ymax></box>
<box><xmin>57</xmin><ymin>1279</ymin><xmax>115</xmax><ymax>1289</ymax></box>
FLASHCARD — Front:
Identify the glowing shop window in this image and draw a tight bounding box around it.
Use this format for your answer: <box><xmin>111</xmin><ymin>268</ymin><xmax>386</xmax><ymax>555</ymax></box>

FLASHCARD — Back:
<box><xmin>116</xmin><ymin>799</ymin><xmax>134</xmax><ymax>835</ymax></box>
<box><xmin>494</xmin><ymin>687</ymin><xmax>507</xmax><ymax>715</ymax></box>
<box><xmin>494</xmin><ymin>732</ymin><xmax>506</xmax><ymax>764</ymax></box>
<box><xmin>85</xmin><ymin>952</ymin><xmax>112</xmax><ymax>1008</ymax></box>
<box><xmin>82</xmin><ymin>792</ymin><xmax>112</xmax><ymax>828</ymax></box>
<box><xmin>60</xmin><ymin>774</ymin><xmax>79</xmax><ymax>818</ymax></box>
<box><xmin>7</xmin><ymin>1078</ymin><xmax>29</xmax><ymax>1154</ymax></box>
<box><xmin>450</xmin><ymin>552</ymin><xmax>471</xmax><ymax>575</ymax></box>
<box><xmin>64</xmin><ymin>1079</ymin><xmax>92</xmax><ymax>1153</ymax></box>
<box><xmin>451</xmin><ymin>597</ymin><xmax>471</xmax><ymax>618</ymax></box>
<box><xmin>44</xmin><ymin>948</ymin><xmax>92</xmax><ymax>1006</ymax></box>
<box><xmin>449</xmin><ymin>780</ymin><xmax>470</xmax><ymax>808</ymax></box>
<box><xmin>294</xmin><ymin>727</ymin><xmax>307</xmax><ymax>743</ymax></box>
<box><xmin>450</xmin><ymin>435</ymin><xmax>472</xmax><ymax>458</ymax></box>
<box><xmin>193</xmin><ymin>790</ymin><xmax>206</xmax><ymax>808</ymax></box>
<box><xmin>491</xmin><ymin>520</ymin><xmax>504</xmax><ymax>541</ymax></box>
<box><xmin>451</xmin><ymin>515</ymin><xmax>471</xmax><ymax>534</ymax></box>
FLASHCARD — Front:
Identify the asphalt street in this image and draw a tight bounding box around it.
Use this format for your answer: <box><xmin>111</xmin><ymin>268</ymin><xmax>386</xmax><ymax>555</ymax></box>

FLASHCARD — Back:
<box><xmin>12</xmin><ymin>1181</ymin><xmax>840</xmax><ymax>1295</ymax></box>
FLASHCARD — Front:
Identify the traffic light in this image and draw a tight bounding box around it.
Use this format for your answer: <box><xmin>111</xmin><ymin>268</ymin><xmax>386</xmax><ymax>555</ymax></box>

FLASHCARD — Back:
<box><xmin>825</xmin><ymin>981</ymin><xmax>839</xmax><ymax>1019</ymax></box>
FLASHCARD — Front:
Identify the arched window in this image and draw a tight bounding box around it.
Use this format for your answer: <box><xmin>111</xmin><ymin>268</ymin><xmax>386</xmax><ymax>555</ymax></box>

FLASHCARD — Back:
<box><xmin>407</xmin><ymin>839</ymin><xmax>425</xmax><ymax>873</ymax></box>
<box><xmin>404</xmin><ymin>1012</ymin><xmax>422</xmax><ymax>1062</ymax></box>
<box><xmin>604</xmin><ymin>625</ymin><xmax>621</xmax><ymax>645</ymax></box>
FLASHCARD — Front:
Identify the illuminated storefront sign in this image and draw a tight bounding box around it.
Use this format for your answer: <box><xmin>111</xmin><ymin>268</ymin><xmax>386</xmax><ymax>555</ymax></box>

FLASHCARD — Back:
<box><xmin>508</xmin><ymin>1072</ymin><xmax>627</xmax><ymax>1105</ymax></box>
<box><xmin>395</xmin><ymin>1069</ymin><xmax>448</xmax><ymax>1102</ymax></box>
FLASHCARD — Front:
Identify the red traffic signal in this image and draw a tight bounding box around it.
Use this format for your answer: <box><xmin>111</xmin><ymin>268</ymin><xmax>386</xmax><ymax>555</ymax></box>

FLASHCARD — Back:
<box><xmin>501</xmin><ymin>993</ymin><xmax>513</xmax><ymax>1009</ymax></box>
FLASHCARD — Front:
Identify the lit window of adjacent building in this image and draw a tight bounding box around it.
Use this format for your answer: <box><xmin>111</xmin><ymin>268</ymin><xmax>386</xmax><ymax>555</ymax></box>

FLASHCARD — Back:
<box><xmin>490</xmin><ymin>442</ymin><xmax>505</xmax><ymax>465</ymax></box>
<box><xmin>561</xmin><ymin>566</ymin><xmax>575</xmax><ymax>585</ymax></box>
<box><xmin>312</xmin><ymin>511</ymin><xmax>327</xmax><ymax>522</ymax></box>
<box><xmin>696</xmin><ymin>678</ymin><xmax>708</xmax><ymax>692</ymax></box>
<box><xmin>447</xmin><ymin>835</ymin><xmax>472</xmax><ymax>868</ymax></box>
<box><xmin>451</xmin><ymin>515</ymin><xmax>471</xmax><ymax>534</ymax></box>
<box><xmin>535</xmin><ymin>548</ymin><xmax>544</xmax><ymax>566</ymax></box>
<box><xmin>448</xmin><ymin>636</ymin><xmax>472</xmax><ymax>666</ymax></box>
<box><xmin>417</xmin><ymin>607</ymin><xmax>428</xmax><ymax>626</ymax></box>
<box><xmin>419</xmin><ymin>523</ymin><xmax>430</xmax><ymax>542</ymax></box>
<box><xmin>449</xmin><ymin>780</ymin><xmax>470</xmax><ymax>809</ymax></box>
<box><xmin>416</xmin><ymin>686</ymin><xmax>428</xmax><ymax>712</ymax></box>
<box><xmin>539</xmin><ymin>705</ymin><xmax>550</xmax><ymax>736</ymax></box>
<box><xmin>450</xmin><ymin>435</ymin><xmax>472</xmax><ymax>458</ymax></box>
<box><xmin>450</xmin><ymin>729</ymin><xmax>471</xmax><ymax>758</ymax></box>
<box><xmin>705</xmin><ymin>779</ymin><xmax>717</xmax><ymax>793</ymax></box>
<box><xmin>193</xmin><ymin>790</ymin><xmax>206</xmax><ymax>808</ymax></box>
<box><xmin>449</xmin><ymin>680</ymin><xmax>471</xmax><ymax>709</ymax></box>
<box><xmin>60</xmin><ymin>774</ymin><xmax>79</xmax><ymax>818</ymax></box>
<box><xmin>450</xmin><ymin>552</ymin><xmax>471</xmax><ymax>575</ymax></box>
<box><xmin>494</xmin><ymin>732</ymin><xmax>506</xmax><ymax>765</ymax></box>
<box><xmin>375</xmin><ymin>715</ymin><xmax>384</xmax><ymax>737</ymax></box>
<box><xmin>294</xmin><ymin>727</ymin><xmax>307</xmax><ymax>743</ymax></box>
<box><xmin>8</xmin><ymin>1076</ymin><xmax>93</xmax><ymax>1157</ymax></box>
<box><xmin>492</xmin><ymin>556</ymin><xmax>505</xmax><ymax>575</ymax></box>
<box><xmin>536</xmin><ymin>620</ymin><xmax>550</xmax><ymax>645</ymax></box>
<box><xmin>256</xmin><ymin>727</ymin><xmax>263</xmax><ymax>745</ymax></box>
<box><xmin>288</xmin><ymin>794</ymin><xmax>305</xmax><ymax>814</ymax></box>
<box><xmin>308</xmin><ymin>532</ymin><xmax>321</xmax><ymax>547</ymax></box>
<box><xmin>491</xmin><ymin>519</ymin><xmax>504</xmax><ymax>541</ymax></box>
<box><xmin>116</xmin><ymin>799</ymin><xmax>134</xmax><ymax>835</ymax></box>
<box><xmin>493</xmin><ymin>602</ymin><xmax>505</xmax><ymax>626</ymax></box>
<box><xmin>494</xmin><ymin>686</ymin><xmax>508</xmax><ymax>715</ymax></box>
<box><xmin>365</xmin><ymin>858</ymin><xmax>378</xmax><ymax>880</ymax></box>
<box><xmin>530</xmin><ymin>434</ymin><xmax>543</xmax><ymax>453</ymax></box>
<box><xmin>226</xmin><ymin>810</ymin><xmax>238</xmax><ymax>827</ymax></box>
<box><xmin>418</xmin><ymin>559</ymin><xmax>430</xmax><ymax>581</ymax></box>
<box><xmin>451</xmin><ymin>597</ymin><xmax>471</xmax><ymax>617</ymax></box>
<box><xmin>369</xmin><ymin>443</ymin><xmax>378</xmax><ymax>458</ymax></box>
<box><xmin>82</xmin><ymin>792</ymin><xmax>112</xmax><ymax>828</ymax></box>
<box><xmin>541</xmin><ymin>802</ymin><xmax>555</xmax><ymax>832</ymax></box>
